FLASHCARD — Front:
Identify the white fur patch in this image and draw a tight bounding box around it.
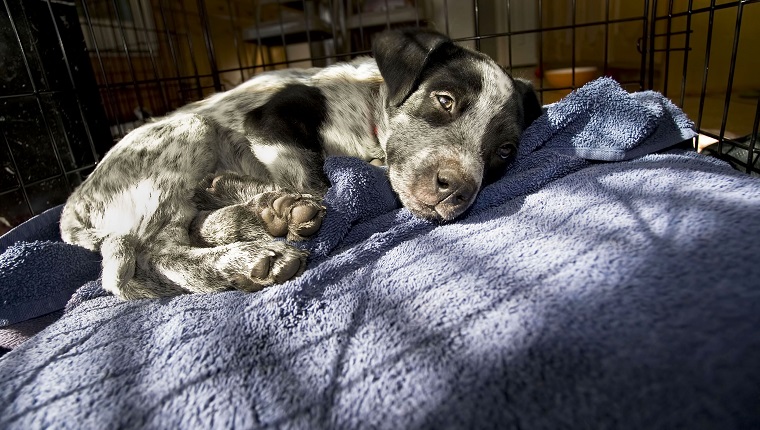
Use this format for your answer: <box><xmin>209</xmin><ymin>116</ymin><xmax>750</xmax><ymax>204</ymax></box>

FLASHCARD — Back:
<box><xmin>252</xmin><ymin>144</ymin><xmax>280</xmax><ymax>166</ymax></box>
<box><xmin>252</xmin><ymin>143</ymin><xmax>313</xmax><ymax>190</ymax></box>
<box><xmin>96</xmin><ymin>179</ymin><xmax>162</xmax><ymax>238</ymax></box>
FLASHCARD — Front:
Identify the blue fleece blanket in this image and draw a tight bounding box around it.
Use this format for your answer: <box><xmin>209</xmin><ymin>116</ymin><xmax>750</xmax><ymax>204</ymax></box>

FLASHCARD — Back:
<box><xmin>1</xmin><ymin>78</ymin><xmax>759</xmax><ymax>429</ymax></box>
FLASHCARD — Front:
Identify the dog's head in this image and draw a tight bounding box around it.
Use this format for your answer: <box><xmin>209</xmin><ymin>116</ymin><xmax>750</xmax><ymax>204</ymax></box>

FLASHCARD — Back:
<box><xmin>373</xmin><ymin>28</ymin><xmax>542</xmax><ymax>222</ymax></box>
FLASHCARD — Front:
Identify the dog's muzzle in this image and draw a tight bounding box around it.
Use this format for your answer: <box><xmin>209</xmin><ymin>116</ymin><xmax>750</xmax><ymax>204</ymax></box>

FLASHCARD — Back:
<box><xmin>429</xmin><ymin>166</ymin><xmax>478</xmax><ymax>220</ymax></box>
<box><xmin>390</xmin><ymin>158</ymin><xmax>481</xmax><ymax>222</ymax></box>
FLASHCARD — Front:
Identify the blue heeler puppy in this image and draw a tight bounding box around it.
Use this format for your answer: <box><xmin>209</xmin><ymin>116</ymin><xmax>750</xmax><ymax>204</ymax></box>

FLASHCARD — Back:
<box><xmin>60</xmin><ymin>28</ymin><xmax>542</xmax><ymax>299</ymax></box>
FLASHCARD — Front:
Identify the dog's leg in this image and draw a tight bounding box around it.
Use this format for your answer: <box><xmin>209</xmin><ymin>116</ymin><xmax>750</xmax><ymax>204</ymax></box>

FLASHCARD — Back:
<box><xmin>120</xmin><ymin>243</ymin><xmax>308</xmax><ymax>298</ymax></box>
<box><xmin>111</xmin><ymin>220</ymin><xmax>309</xmax><ymax>299</ymax></box>
<box><xmin>190</xmin><ymin>174</ymin><xmax>326</xmax><ymax>246</ymax></box>
<box><xmin>151</xmin><ymin>238</ymin><xmax>307</xmax><ymax>295</ymax></box>
<box><xmin>192</xmin><ymin>172</ymin><xmax>281</xmax><ymax>210</ymax></box>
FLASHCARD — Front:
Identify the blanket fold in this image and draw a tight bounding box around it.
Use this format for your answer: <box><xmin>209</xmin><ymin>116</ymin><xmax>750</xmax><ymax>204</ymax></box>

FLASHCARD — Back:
<box><xmin>0</xmin><ymin>205</ymin><xmax>101</xmax><ymax>327</ymax></box>
<box><xmin>298</xmin><ymin>156</ymin><xmax>400</xmax><ymax>260</ymax></box>
<box><xmin>520</xmin><ymin>77</ymin><xmax>695</xmax><ymax>160</ymax></box>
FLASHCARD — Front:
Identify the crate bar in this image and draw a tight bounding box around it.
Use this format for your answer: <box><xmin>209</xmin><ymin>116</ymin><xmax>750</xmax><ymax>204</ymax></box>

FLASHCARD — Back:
<box><xmin>654</xmin><ymin>0</ymin><xmax>760</xmax><ymax>20</ymax></box>
<box><xmin>2</xmin><ymin>0</ymin><xmax>69</xmax><ymax>213</ymax></box>
<box><xmin>694</xmin><ymin>0</ymin><xmax>716</xmax><ymax>152</ymax></box>
<box><xmin>31</xmin><ymin>1</ymin><xmax>77</xmax><ymax>190</ymax></box>
<box><xmin>603</xmin><ymin>0</ymin><xmax>609</xmax><ymax>75</ymax></box>
<box><xmin>748</xmin><ymin>99</ymin><xmax>760</xmax><ymax>174</ymax></box>
<box><xmin>571</xmin><ymin>0</ymin><xmax>576</xmax><ymax>88</ymax></box>
<box><xmin>136</xmin><ymin>0</ymin><xmax>170</xmax><ymax>113</ymax></box>
<box><xmin>275</xmin><ymin>0</ymin><xmax>291</xmax><ymax>67</ymax></box>
<box><xmin>696</xmin><ymin>128</ymin><xmax>759</xmax><ymax>170</ymax></box>
<box><xmin>225</xmin><ymin>0</ymin><xmax>247</xmax><ymax>83</ymax></box>
<box><xmin>384</xmin><ymin>0</ymin><xmax>391</xmax><ymax>29</ymax></box>
<box><xmin>80</xmin><ymin>0</ymin><xmax>126</xmax><ymax>138</ymax></box>
<box><xmin>301</xmin><ymin>0</ymin><xmax>313</xmax><ymax>66</ymax></box>
<box><xmin>44</xmin><ymin>0</ymin><xmax>101</xmax><ymax>170</ymax></box>
<box><xmin>506</xmin><ymin>0</ymin><xmax>513</xmax><ymax>73</ymax></box>
<box><xmin>458</xmin><ymin>15</ymin><xmax>646</xmax><ymax>43</ymax></box>
<box><xmin>717</xmin><ymin>0</ymin><xmax>744</xmax><ymax>156</ymax></box>
<box><xmin>1</xmin><ymin>130</ymin><xmax>28</xmax><ymax>207</ymax></box>
<box><xmin>0</xmin><ymin>162</ymin><xmax>97</xmax><ymax>198</ymax></box>
<box><xmin>537</xmin><ymin>0</ymin><xmax>543</xmax><ymax>104</ymax></box>
<box><xmin>0</xmin><ymin>89</ymin><xmax>69</xmax><ymax>100</ymax></box>
<box><xmin>196</xmin><ymin>0</ymin><xmax>222</xmax><ymax>92</ymax></box>
<box><xmin>177</xmin><ymin>1</ymin><xmax>204</xmax><ymax>99</ymax></box>
<box><xmin>662</xmin><ymin>0</ymin><xmax>674</xmax><ymax>96</ymax></box>
<box><xmin>651</xmin><ymin>29</ymin><xmax>691</xmax><ymax>37</ymax></box>
<box><xmin>443</xmin><ymin>0</ymin><xmax>449</xmax><ymax>36</ymax></box>
<box><xmin>111</xmin><ymin>0</ymin><xmax>148</xmax><ymax>120</ymax></box>
<box><xmin>652</xmin><ymin>47</ymin><xmax>690</xmax><ymax>52</ymax></box>
<box><xmin>474</xmin><ymin>0</ymin><xmax>480</xmax><ymax>51</ymax></box>
<box><xmin>158</xmin><ymin>0</ymin><xmax>186</xmax><ymax>103</ymax></box>
<box><xmin>678</xmin><ymin>0</ymin><xmax>693</xmax><ymax>108</ymax></box>
<box><xmin>102</xmin><ymin>0</ymin><xmax>129</xmax><ymax>101</ymax></box>
<box><xmin>326</xmin><ymin>0</ymin><xmax>339</xmax><ymax>61</ymax></box>
<box><xmin>251</xmin><ymin>0</ymin><xmax>266</xmax><ymax>70</ymax></box>
<box><xmin>639</xmin><ymin>0</ymin><xmax>649</xmax><ymax>90</ymax></box>
<box><xmin>356</xmin><ymin>0</ymin><xmax>365</xmax><ymax>49</ymax></box>
<box><xmin>647</xmin><ymin>0</ymin><xmax>658</xmax><ymax>89</ymax></box>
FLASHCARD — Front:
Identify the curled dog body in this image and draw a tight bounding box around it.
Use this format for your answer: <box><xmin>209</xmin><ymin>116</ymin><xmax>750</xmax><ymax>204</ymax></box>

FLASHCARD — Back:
<box><xmin>60</xmin><ymin>28</ymin><xmax>542</xmax><ymax>299</ymax></box>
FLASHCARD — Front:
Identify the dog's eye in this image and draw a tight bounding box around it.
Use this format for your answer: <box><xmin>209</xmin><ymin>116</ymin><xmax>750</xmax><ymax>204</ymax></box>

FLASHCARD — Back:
<box><xmin>435</xmin><ymin>93</ymin><xmax>454</xmax><ymax>111</ymax></box>
<box><xmin>497</xmin><ymin>143</ymin><xmax>516</xmax><ymax>160</ymax></box>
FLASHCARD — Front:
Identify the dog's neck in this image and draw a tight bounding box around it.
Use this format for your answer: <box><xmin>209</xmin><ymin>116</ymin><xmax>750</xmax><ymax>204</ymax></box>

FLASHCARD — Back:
<box><xmin>318</xmin><ymin>77</ymin><xmax>389</xmax><ymax>163</ymax></box>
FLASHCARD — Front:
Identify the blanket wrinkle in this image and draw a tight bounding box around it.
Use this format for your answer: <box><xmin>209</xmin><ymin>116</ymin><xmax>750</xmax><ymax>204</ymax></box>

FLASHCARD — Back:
<box><xmin>299</xmin><ymin>156</ymin><xmax>400</xmax><ymax>260</ymax></box>
<box><xmin>1</xmin><ymin>78</ymin><xmax>759</xmax><ymax>429</ymax></box>
<box><xmin>519</xmin><ymin>77</ymin><xmax>695</xmax><ymax>161</ymax></box>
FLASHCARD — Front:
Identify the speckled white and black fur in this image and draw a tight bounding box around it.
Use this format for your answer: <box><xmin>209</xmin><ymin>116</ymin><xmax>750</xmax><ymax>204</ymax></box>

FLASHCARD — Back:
<box><xmin>60</xmin><ymin>28</ymin><xmax>542</xmax><ymax>299</ymax></box>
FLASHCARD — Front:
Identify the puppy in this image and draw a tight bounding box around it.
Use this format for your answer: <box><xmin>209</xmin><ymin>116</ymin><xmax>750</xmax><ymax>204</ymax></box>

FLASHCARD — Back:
<box><xmin>60</xmin><ymin>28</ymin><xmax>542</xmax><ymax>299</ymax></box>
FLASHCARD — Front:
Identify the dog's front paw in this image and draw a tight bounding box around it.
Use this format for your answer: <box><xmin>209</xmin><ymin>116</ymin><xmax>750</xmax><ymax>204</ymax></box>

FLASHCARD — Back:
<box><xmin>228</xmin><ymin>241</ymin><xmax>308</xmax><ymax>292</ymax></box>
<box><xmin>253</xmin><ymin>192</ymin><xmax>326</xmax><ymax>241</ymax></box>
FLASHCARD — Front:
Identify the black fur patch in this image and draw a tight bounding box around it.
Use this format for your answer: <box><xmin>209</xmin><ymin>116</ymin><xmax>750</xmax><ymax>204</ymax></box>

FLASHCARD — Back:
<box><xmin>481</xmin><ymin>78</ymin><xmax>541</xmax><ymax>184</ymax></box>
<box><xmin>244</xmin><ymin>83</ymin><xmax>328</xmax><ymax>152</ymax></box>
<box><xmin>481</xmin><ymin>101</ymin><xmax>522</xmax><ymax>184</ymax></box>
<box><xmin>412</xmin><ymin>46</ymin><xmax>485</xmax><ymax>127</ymax></box>
<box><xmin>513</xmin><ymin>78</ymin><xmax>543</xmax><ymax>129</ymax></box>
<box><xmin>372</xmin><ymin>28</ymin><xmax>452</xmax><ymax>107</ymax></box>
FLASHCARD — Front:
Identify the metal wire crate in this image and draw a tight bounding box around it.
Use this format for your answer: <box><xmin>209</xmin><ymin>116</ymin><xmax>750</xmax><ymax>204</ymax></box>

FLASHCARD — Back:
<box><xmin>1</xmin><ymin>0</ymin><xmax>758</xmax><ymax>235</ymax></box>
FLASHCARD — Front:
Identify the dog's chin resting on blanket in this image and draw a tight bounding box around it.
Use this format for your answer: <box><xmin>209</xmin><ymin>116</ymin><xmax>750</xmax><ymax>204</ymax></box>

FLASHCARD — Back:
<box><xmin>58</xmin><ymin>28</ymin><xmax>541</xmax><ymax>300</ymax></box>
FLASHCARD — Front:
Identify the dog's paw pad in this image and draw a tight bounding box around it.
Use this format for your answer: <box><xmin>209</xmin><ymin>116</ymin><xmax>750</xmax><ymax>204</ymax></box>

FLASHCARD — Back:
<box><xmin>255</xmin><ymin>192</ymin><xmax>325</xmax><ymax>240</ymax></box>
<box><xmin>225</xmin><ymin>243</ymin><xmax>307</xmax><ymax>292</ymax></box>
<box><xmin>290</xmin><ymin>202</ymin><xmax>324</xmax><ymax>237</ymax></box>
<box><xmin>259</xmin><ymin>207</ymin><xmax>289</xmax><ymax>237</ymax></box>
<box><xmin>291</xmin><ymin>203</ymin><xmax>320</xmax><ymax>224</ymax></box>
<box><xmin>272</xmin><ymin>195</ymin><xmax>297</xmax><ymax>214</ymax></box>
<box><xmin>271</xmin><ymin>252</ymin><xmax>304</xmax><ymax>283</ymax></box>
<box><xmin>246</xmin><ymin>244</ymin><xmax>306</xmax><ymax>286</ymax></box>
<box><xmin>249</xmin><ymin>252</ymin><xmax>273</xmax><ymax>279</ymax></box>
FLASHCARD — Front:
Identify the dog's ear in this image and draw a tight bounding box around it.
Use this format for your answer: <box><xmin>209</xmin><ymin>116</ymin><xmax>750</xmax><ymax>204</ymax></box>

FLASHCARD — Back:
<box><xmin>513</xmin><ymin>78</ymin><xmax>543</xmax><ymax>129</ymax></box>
<box><xmin>372</xmin><ymin>28</ymin><xmax>452</xmax><ymax>107</ymax></box>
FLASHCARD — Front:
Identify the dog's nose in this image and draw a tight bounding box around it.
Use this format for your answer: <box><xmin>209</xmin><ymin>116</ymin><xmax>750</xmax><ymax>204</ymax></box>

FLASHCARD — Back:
<box><xmin>435</xmin><ymin>167</ymin><xmax>477</xmax><ymax>210</ymax></box>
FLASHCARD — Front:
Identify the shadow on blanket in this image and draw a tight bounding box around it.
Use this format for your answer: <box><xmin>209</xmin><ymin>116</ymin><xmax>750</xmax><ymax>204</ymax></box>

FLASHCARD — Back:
<box><xmin>1</xmin><ymin>78</ymin><xmax>759</xmax><ymax>429</ymax></box>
